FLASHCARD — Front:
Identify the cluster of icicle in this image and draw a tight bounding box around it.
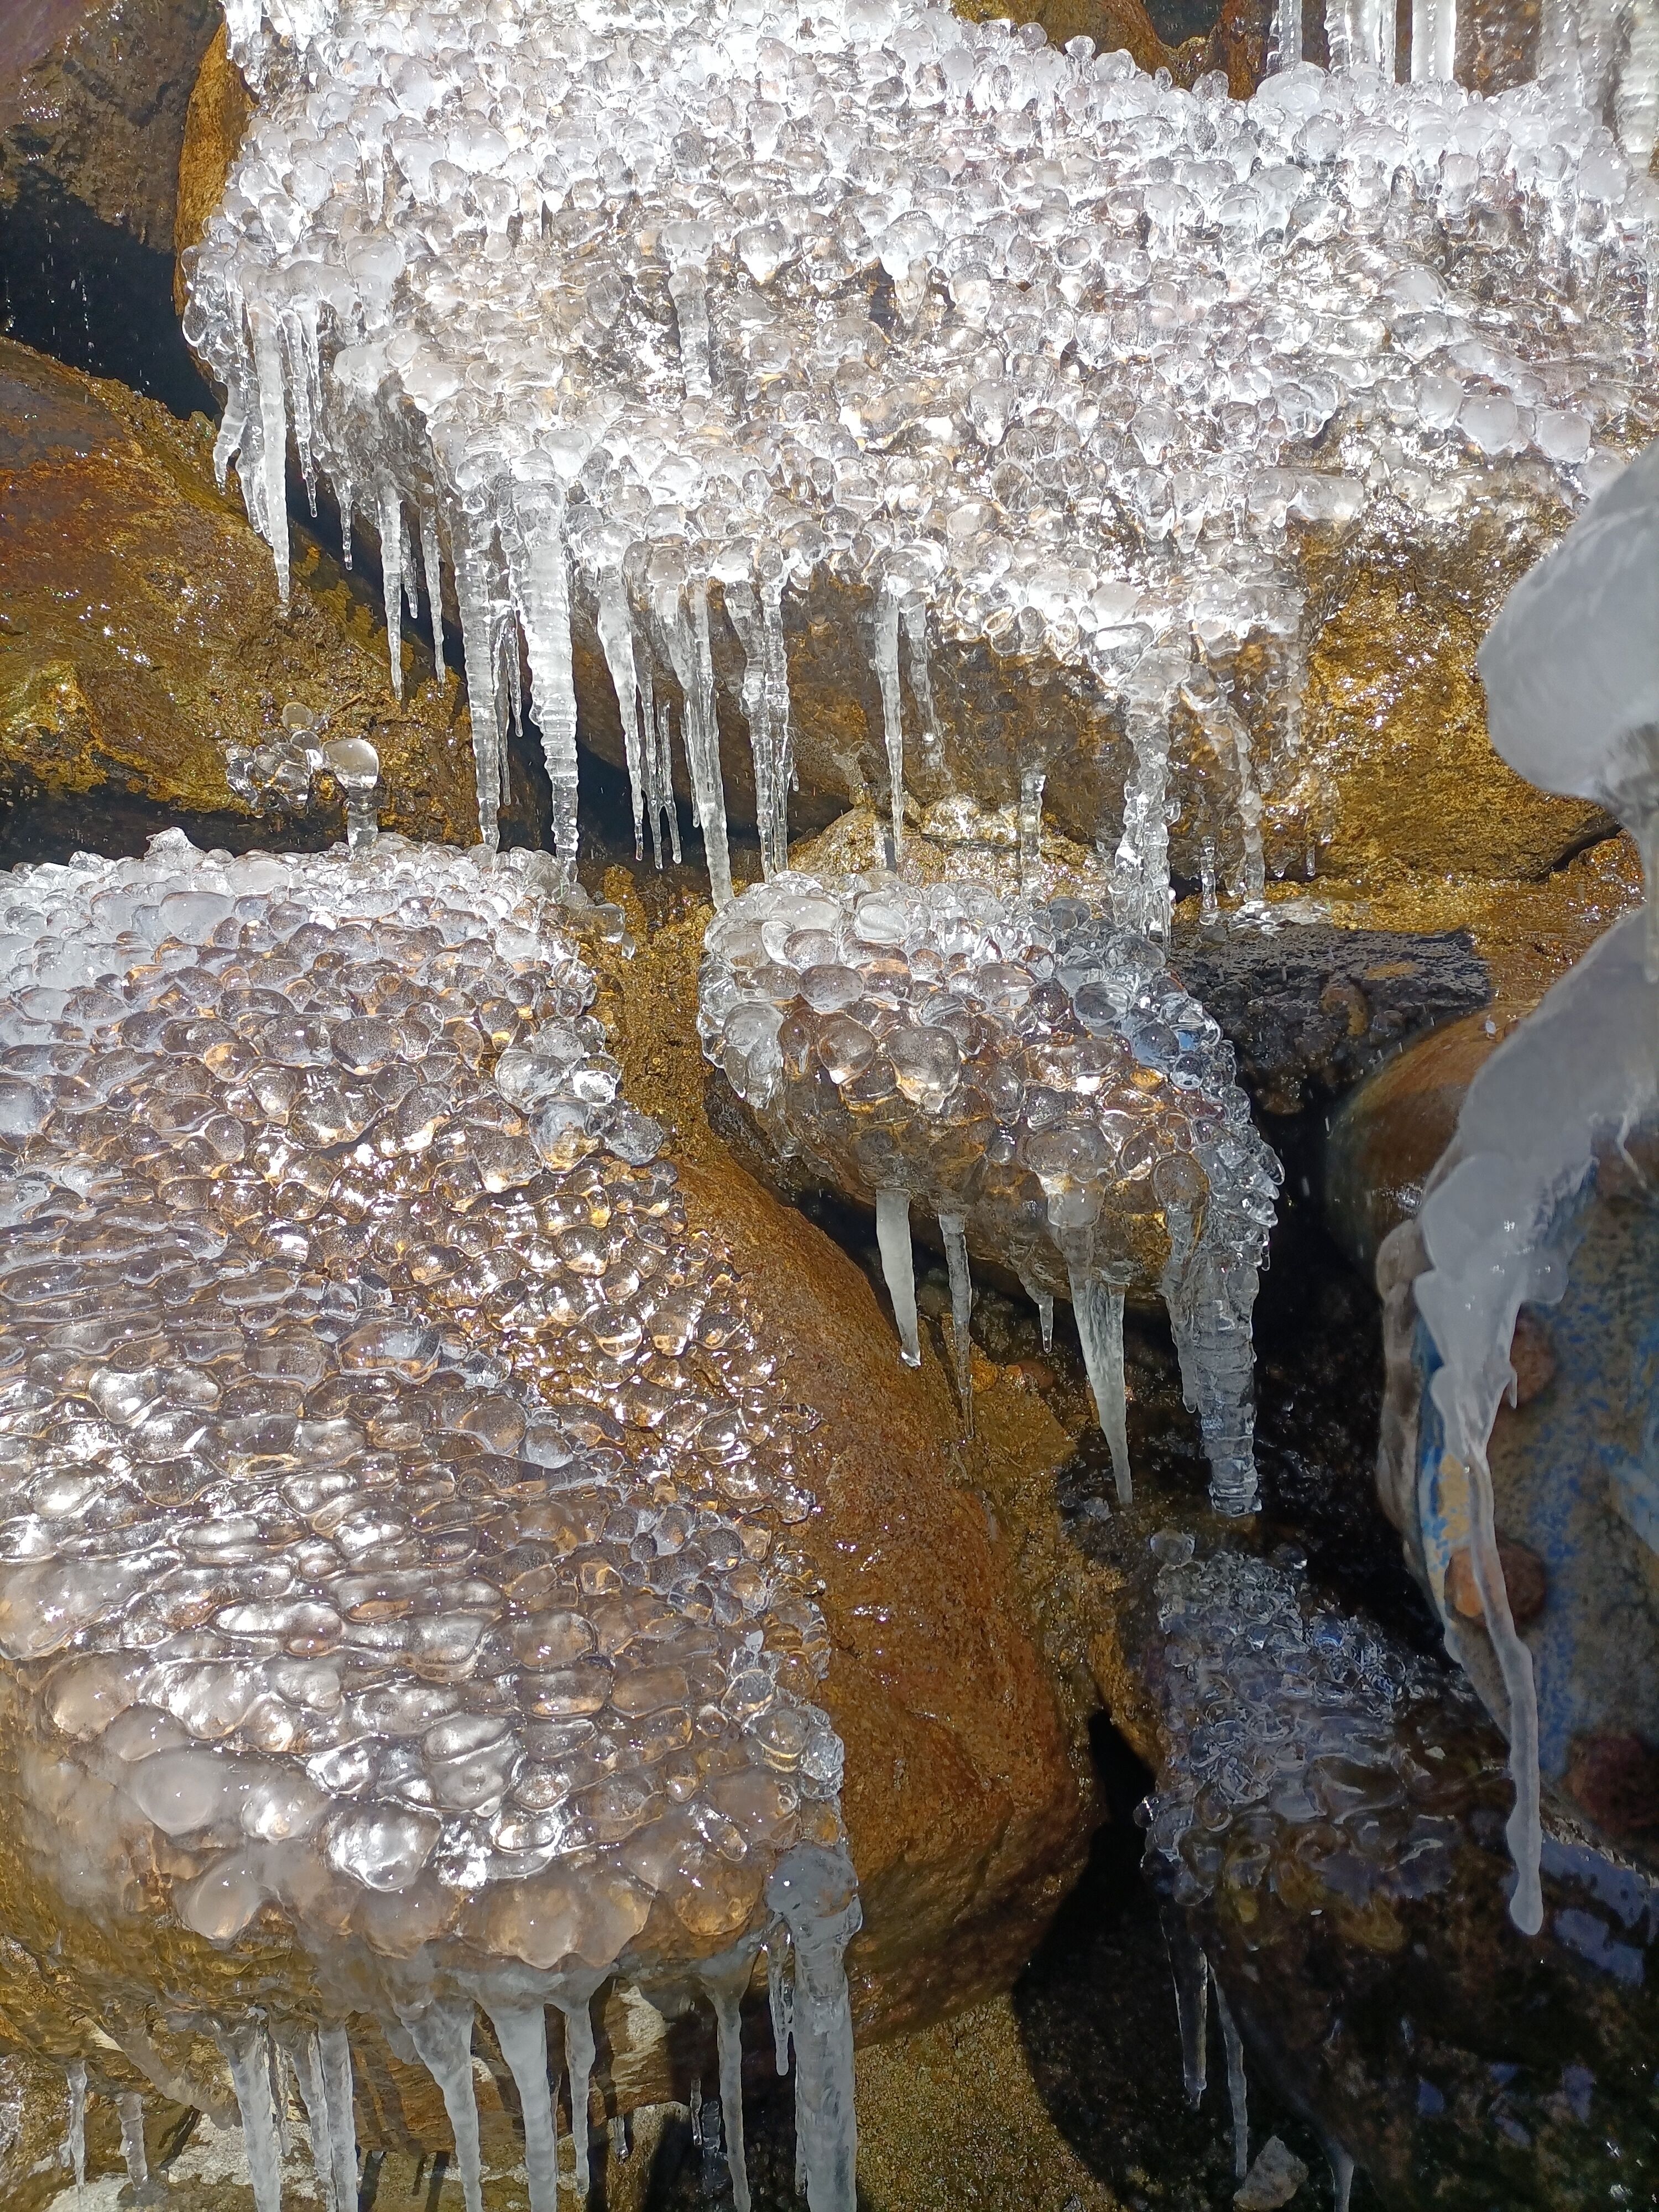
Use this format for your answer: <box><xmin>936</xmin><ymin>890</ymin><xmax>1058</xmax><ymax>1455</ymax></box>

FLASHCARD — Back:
<box><xmin>697</xmin><ymin>872</ymin><xmax>1280</xmax><ymax>1513</ymax></box>
<box><xmin>187</xmin><ymin>0</ymin><xmax>1659</xmax><ymax>912</ymax></box>
<box><xmin>0</xmin><ymin>832</ymin><xmax>858</xmax><ymax>2212</ymax></box>
<box><xmin>1397</xmin><ymin>438</ymin><xmax>1659</xmax><ymax>1937</ymax></box>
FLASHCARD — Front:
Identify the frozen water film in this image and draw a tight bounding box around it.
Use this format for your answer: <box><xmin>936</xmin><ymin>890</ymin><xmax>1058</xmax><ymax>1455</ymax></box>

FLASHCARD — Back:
<box><xmin>697</xmin><ymin>873</ymin><xmax>1280</xmax><ymax>1512</ymax></box>
<box><xmin>186</xmin><ymin>0</ymin><xmax>1659</xmax><ymax>900</ymax></box>
<box><xmin>0</xmin><ymin>831</ymin><xmax>856</xmax><ymax>2206</ymax></box>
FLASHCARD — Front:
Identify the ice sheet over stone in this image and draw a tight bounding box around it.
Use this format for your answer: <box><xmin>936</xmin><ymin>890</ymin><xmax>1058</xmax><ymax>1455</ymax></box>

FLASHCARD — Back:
<box><xmin>189</xmin><ymin>0</ymin><xmax>1659</xmax><ymax>902</ymax></box>
<box><xmin>697</xmin><ymin>871</ymin><xmax>1280</xmax><ymax>1512</ymax></box>
<box><xmin>0</xmin><ymin>830</ymin><xmax>855</xmax><ymax>2208</ymax></box>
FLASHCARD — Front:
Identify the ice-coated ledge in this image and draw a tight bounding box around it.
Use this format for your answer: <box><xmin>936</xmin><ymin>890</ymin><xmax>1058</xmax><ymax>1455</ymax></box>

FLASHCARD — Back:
<box><xmin>186</xmin><ymin>0</ymin><xmax>1659</xmax><ymax>916</ymax></box>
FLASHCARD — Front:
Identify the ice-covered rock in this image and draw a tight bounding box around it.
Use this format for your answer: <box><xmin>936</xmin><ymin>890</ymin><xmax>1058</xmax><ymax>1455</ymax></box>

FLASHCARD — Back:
<box><xmin>0</xmin><ymin>830</ymin><xmax>859</xmax><ymax>2212</ymax></box>
<box><xmin>698</xmin><ymin>871</ymin><xmax>1280</xmax><ymax>1513</ymax></box>
<box><xmin>184</xmin><ymin>0</ymin><xmax>1659</xmax><ymax>903</ymax></box>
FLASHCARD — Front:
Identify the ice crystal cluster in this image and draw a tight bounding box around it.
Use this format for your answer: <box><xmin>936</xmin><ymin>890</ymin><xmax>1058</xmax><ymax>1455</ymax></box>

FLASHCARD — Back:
<box><xmin>698</xmin><ymin>872</ymin><xmax>1280</xmax><ymax>1512</ymax></box>
<box><xmin>0</xmin><ymin>833</ymin><xmax>858</xmax><ymax>2212</ymax></box>
<box><xmin>187</xmin><ymin>0</ymin><xmax>1659</xmax><ymax>912</ymax></box>
<box><xmin>1141</xmin><ymin>1540</ymin><xmax>1465</xmax><ymax>1914</ymax></box>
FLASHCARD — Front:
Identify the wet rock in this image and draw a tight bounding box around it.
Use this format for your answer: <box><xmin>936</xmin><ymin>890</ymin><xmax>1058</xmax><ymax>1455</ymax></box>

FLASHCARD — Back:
<box><xmin>1092</xmin><ymin>1516</ymin><xmax>1659</xmax><ymax>2211</ymax></box>
<box><xmin>1324</xmin><ymin>1011</ymin><xmax>1508</xmax><ymax>1279</ymax></box>
<box><xmin>1234</xmin><ymin>2136</ymin><xmax>1307</xmax><ymax>2209</ymax></box>
<box><xmin>0</xmin><ymin>338</ymin><xmax>481</xmax><ymax>855</ymax></box>
<box><xmin>1171</xmin><ymin>923</ymin><xmax>1491</xmax><ymax>1120</ymax></box>
<box><xmin>0</xmin><ymin>0</ymin><xmax>218</xmax><ymax>410</ymax></box>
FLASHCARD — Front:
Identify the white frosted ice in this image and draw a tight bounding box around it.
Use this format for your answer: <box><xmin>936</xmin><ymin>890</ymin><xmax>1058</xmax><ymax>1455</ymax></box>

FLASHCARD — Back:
<box><xmin>187</xmin><ymin>0</ymin><xmax>1659</xmax><ymax>905</ymax></box>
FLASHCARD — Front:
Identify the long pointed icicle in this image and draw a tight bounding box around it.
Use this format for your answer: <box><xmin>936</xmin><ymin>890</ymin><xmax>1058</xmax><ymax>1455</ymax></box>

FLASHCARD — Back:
<box><xmin>1070</xmin><ymin>1267</ymin><xmax>1131</xmax><ymax>1503</ymax></box>
<box><xmin>1329</xmin><ymin>2143</ymin><xmax>1357</xmax><ymax>2212</ymax></box>
<box><xmin>221</xmin><ymin>2023</ymin><xmax>286</xmax><ymax>2212</ymax></box>
<box><xmin>939</xmin><ymin>1212</ymin><xmax>974</xmax><ymax>1433</ymax></box>
<box><xmin>379</xmin><ymin>481</ymin><xmax>405</xmax><ymax>700</ymax></box>
<box><xmin>875</xmin><ymin>1188</ymin><xmax>921</xmax><ymax>1367</ymax></box>
<box><xmin>486</xmin><ymin>2004</ymin><xmax>560</xmax><ymax>2212</ymax></box>
<box><xmin>66</xmin><ymin>2058</ymin><xmax>87</xmax><ymax>2192</ymax></box>
<box><xmin>402</xmin><ymin>2002</ymin><xmax>484</xmax><ymax>2212</ymax></box>
<box><xmin>555</xmin><ymin>1996</ymin><xmax>598</xmax><ymax>2206</ymax></box>
<box><xmin>765</xmin><ymin>1847</ymin><xmax>860</xmax><ymax>2212</ymax></box>
<box><xmin>419</xmin><ymin>500</ymin><xmax>447</xmax><ymax>682</ymax></box>
<box><xmin>280</xmin><ymin>2032</ymin><xmax>339</xmax><ymax>2212</ymax></box>
<box><xmin>768</xmin><ymin>1932</ymin><xmax>795</xmax><ymax>2077</ymax></box>
<box><xmin>760</xmin><ymin>577</ymin><xmax>794</xmax><ymax>868</ymax></box>
<box><xmin>117</xmin><ymin>2091</ymin><xmax>149</xmax><ymax>2195</ymax></box>
<box><xmin>597</xmin><ymin>566</ymin><xmax>648</xmax><ymax>859</ymax></box>
<box><xmin>705</xmin><ymin>1973</ymin><xmax>753</xmax><ymax>2212</ymax></box>
<box><xmin>899</xmin><ymin>596</ymin><xmax>940</xmax><ymax>766</ymax></box>
<box><xmin>1164</xmin><ymin>1915</ymin><xmax>1208</xmax><ymax>2106</ymax></box>
<box><xmin>872</xmin><ymin>585</ymin><xmax>905</xmax><ymax>860</ymax></box>
<box><xmin>456</xmin><ymin>529</ymin><xmax>507</xmax><ymax>850</ymax></box>
<box><xmin>316</xmin><ymin>2026</ymin><xmax>359</xmax><ymax>2212</ymax></box>
<box><xmin>509</xmin><ymin>485</ymin><xmax>581</xmax><ymax>882</ymax></box>
<box><xmin>1209</xmin><ymin>1968</ymin><xmax>1249</xmax><ymax>2182</ymax></box>
<box><xmin>249</xmin><ymin>301</ymin><xmax>291</xmax><ymax>607</ymax></box>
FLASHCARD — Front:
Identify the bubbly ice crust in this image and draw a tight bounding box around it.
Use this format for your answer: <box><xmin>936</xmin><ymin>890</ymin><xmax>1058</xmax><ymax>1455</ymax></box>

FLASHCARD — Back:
<box><xmin>0</xmin><ymin>831</ymin><xmax>857</xmax><ymax>2212</ymax></box>
<box><xmin>698</xmin><ymin>872</ymin><xmax>1280</xmax><ymax>1512</ymax></box>
<box><xmin>189</xmin><ymin>0</ymin><xmax>1659</xmax><ymax>908</ymax></box>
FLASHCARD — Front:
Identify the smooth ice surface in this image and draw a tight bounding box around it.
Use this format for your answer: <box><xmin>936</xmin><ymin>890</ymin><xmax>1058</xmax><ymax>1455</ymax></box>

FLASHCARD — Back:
<box><xmin>0</xmin><ymin>831</ymin><xmax>858</xmax><ymax>2198</ymax></box>
<box><xmin>190</xmin><ymin>0</ymin><xmax>1659</xmax><ymax>898</ymax></box>
<box><xmin>698</xmin><ymin>872</ymin><xmax>1280</xmax><ymax>1511</ymax></box>
<box><xmin>1478</xmin><ymin>439</ymin><xmax>1659</xmax><ymax>842</ymax></box>
<box><xmin>1412</xmin><ymin>909</ymin><xmax>1659</xmax><ymax>1932</ymax></box>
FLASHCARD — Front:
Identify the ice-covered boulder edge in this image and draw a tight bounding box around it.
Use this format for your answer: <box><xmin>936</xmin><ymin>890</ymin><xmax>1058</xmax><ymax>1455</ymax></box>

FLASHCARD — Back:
<box><xmin>1407</xmin><ymin>912</ymin><xmax>1656</xmax><ymax>1932</ymax></box>
<box><xmin>698</xmin><ymin>869</ymin><xmax>1281</xmax><ymax>1514</ymax></box>
<box><xmin>186</xmin><ymin>0</ymin><xmax>1657</xmax><ymax>914</ymax></box>
<box><xmin>0</xmin><ymin>830</ymin><xmax>858</xmax><ymax>2212</ymax></box>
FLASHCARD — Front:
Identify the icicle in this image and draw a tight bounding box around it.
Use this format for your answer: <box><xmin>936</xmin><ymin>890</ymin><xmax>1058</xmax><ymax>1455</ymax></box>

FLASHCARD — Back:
<box><xmin>66</xmin><ymin>2058</ymin><xmax>87</xmax><ymax>2193</ymax></box>
<box><xmin>379</xmin><ymin>482</ymin><xmax>405</xmax><ymax>701</ymax></box>
<box><xmin>220</xmin><ymin>2022</ymin><xmax>286</xmax><ymax>2212</ymax></box>
<box><xmin>284</xmin><ymin>309</ymin><xmax>318</xmax><ymax>515</ymax></box>
<box><xmin>874</xmin><ymin>1188</ymin><xmax>921</xmax><ymax>1366</ymax></box>
<box><xmin>761</xmin><ymin>576</ymin><xmax>795</xmax><ymax>848</ymax></box>
<box><xmin>1068</xmin><ymin>1265</ymin><xmax>1131</xmax><ymax>1504</ymax></box>
<box><xmin>1163</xmin><ymin>1916</ymin><xmax>1208</xmax><ymax>2106</ymax></box>
<box><xmin>316</xmin><ymin>2026</ymin><xmax>359</xmax><ymax>2212</ymax></box>
<box><xmin>938</xmin><ymin>1212</ymin><xmax>974</xmax><ymax>1433</ymax></box>
<box><xmin>553</xmin><ymin>1992</ymin><xmax>598</xmax><ymax>2207</ymax></box>
<box><xmin>768</xmin><ymin>1929</ymin><xmax>795</xmax><ymax>2076</ymax></box>
<box><xmin>401</xmin><ymin>2002</ymin><xmax>484</xmax><ymax>2212</ymax></box>
<box><xmin>765</xmin><ymin>1846</ymin><xmax>861</xmax><ymax>2212</ymax></box>
<box><xmin>117</xmin><ymin>2091</ymin><xmax>149</xmax><ymax>2195</ymax></box>
<box><xmin>270</xmin><ymin>2038</ymin><xmax>293</xmax><ymax>2163</ymax></box>
<box><xmin>872</xmin><ymin>585</ymin><xmax>905</xmax><ymax>861</ymax></box>
<box><xmin>1017</xmin><ymin>767</ymin><xmax>1045</xmax><ymax>895</ymax></box>
<box><xmin>456</xmin><ymin>527</ymin><xmax>507</xmax><ymax>851</ymax></box>
<box><xmin>1209</xmin><ymin>1968</ymin><xmax>1249</xmax><ymax>2182</ymax></box>
<box><xmin>654</xmin><ymin>692</ymin><xmax>683</xmax><ymax>864</ymax></box>
<box><xmin>212</xmin><ymin>373</ymin><xmax>248</xmax><ymax>497</ymax></box>
<box><xmin>508</xmin><ymin>482</ymin><xmax>580</xmax><ymax>882</ymax></box>
<box><xmin>485</xmin><ymin>2004</ymin><xmax>560</xmax><ymax>2212</ymax></box>
<box><xmin>899</xmin><ymin>596</ymin><xmax>940</xmax><ymax>766</ymax></box>
<box><xmin>1411</xmin><ymin>0</ymin><xmax>1456</xmax><ymax>84</ymax></box>
<box><xmin>701</xmin><ymin>1959</ymin><xmax>754</xmax><ymax>2212</ymax></box>
<box><xmin>1328</xmin><ymin>2143</ymin><xmax>1357</xmax><ymax>2212</ymax></box>
<box><xmin>249</xmin><ymin>300</ymin><xmax>291</xmax><ymax>607</ymax></box>
<box><xmin>597</xmin><ymin>566</ymin><xmax>648</xmax><ymax>860</ymax></box>
<box><xmin>283</xmin><ymin>2039</ymin><xmax>327</xmax><ymax>2210</ymax></box>
<box><xmin>1199</xmin><ymin>837</ymin><xmax>1220</xmax><ymax>932</ymax></box>
<box><xmin>1466</xmin><ymin>1437</ymin><xmax>1544</xmax><ymax>1933</ymax></box>
<box><xmin>419</xmin><ymin>500</ymin><xmax>447</xmax><ymax>682</ymax></box>
<box><xmin>338</xmin><ymin>478</ymin><xmax>354</xmax><ymax>571</ymax></box>
<box><xmin>659</xmin><ymin>577</ymin><xmax>732</xmax><ymax>906</ymax></box>
<box><xmin>726</xmin><ymin>577</ymin><xmax>782</xmax><ymax>880</ymax></box>
<box><xmin>1111</xmin><ymin>655</ymin><xmax>1180</xmax><ymax>943</ymax></box>
<box><xmin>1268</xmin><ymin>0</ymin><xmax>1302</xmax><ymax>68</ymax></box>
<box><xmin>1019</xmin><ymin>1275</ymin><xmax>1055</xmax><ymax>1352</ymax></box>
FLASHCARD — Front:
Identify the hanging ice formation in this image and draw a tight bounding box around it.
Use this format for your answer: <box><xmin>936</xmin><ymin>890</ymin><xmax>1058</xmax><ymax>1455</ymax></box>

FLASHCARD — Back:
<box><xmin>697</xmin><ymin>873</ymin><xmax>1280</xmax><ymax>1514</ymax></box>
<box><xmin>0</xmin><ymin>832</ymin><xmax>859</xmax><ymax>2211</ymax></box>
<box><xmin>189</xmin><ymin>0</ymin><xmax>1659</xmax><ymax>911</ymax></box>
<box><xmin>1374</xmin><ymin>436</ymin><xmax>1659</xmax><ymax>1937</ymax></box>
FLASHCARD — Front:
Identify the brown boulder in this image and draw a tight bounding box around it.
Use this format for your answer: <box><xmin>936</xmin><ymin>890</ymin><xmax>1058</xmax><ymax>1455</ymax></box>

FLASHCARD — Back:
<box><xmin>0</xmin><ymin>337</ymin><xmax>481</xmax><ymax>853</ymax></box>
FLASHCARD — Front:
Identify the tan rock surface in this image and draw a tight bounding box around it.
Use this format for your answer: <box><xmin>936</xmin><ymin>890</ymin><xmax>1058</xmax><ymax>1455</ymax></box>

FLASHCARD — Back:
<box><xmin>0</xmin><ymin>337</ymin><xmax>480</xmax><ymax>848</ymax></box>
